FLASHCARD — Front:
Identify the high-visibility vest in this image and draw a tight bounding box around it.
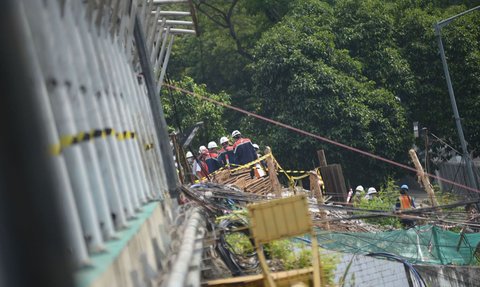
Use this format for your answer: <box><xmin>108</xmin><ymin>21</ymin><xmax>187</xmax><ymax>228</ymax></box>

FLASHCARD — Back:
<box><xmin>399</xmin><ymin>195</ymin><xmax>413</xmax><ymax>210</ymax></box>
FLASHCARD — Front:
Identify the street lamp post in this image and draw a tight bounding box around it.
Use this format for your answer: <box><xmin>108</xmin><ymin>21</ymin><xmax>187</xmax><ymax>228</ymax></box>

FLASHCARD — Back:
<box><xmin>434</xmin><ymin>5</ymin><xmax>480</xmax><ymax>197</ymax></box>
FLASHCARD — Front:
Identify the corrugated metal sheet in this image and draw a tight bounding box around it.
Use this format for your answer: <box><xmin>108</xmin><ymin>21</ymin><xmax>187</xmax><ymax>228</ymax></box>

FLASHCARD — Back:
<box><xmin>436</xmin><ymin>162</ymin><xmax>480</xmax><ymax>199</ymax></box>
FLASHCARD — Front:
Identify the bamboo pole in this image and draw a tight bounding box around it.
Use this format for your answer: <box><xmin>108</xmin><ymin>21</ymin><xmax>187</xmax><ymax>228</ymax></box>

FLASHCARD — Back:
<box><xmin>409</xmin><ymin>149</ymin><xmax>439</xmax><ymax>207</ymax></box>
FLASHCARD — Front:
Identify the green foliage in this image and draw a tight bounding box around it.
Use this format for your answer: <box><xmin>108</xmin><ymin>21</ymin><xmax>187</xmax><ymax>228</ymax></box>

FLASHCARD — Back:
<box><xmin>265</xmin><ymin>240</ymin><xmax>338</xmax><ymax>285</ymax></box>
<box><xmin>225</xmin><ymin>232</ymin><xmax>254</xmax><ymax>255</ymax></box>
<box><xmin>249</xmin><ymin>0</ymin><xmax>411</xmax><ymax>184</ymax></box>
<box><xmin>169</xmin><ymin>0</ymin><xmax>480</xmax><ymax>186</ymax></box>
<box><xmin>161</xmin><ymin>76</ymin><xmax>231</xmax><ymax>147</ymax></box>
<box><xmin>224</xmin><ymin>234</ymin><xmax>338</xmax><ymax>284</ymax></box>
<box><xmin>357</xmin><ymin>178</ymin><xmax>402</xmax><ymax>227</ymax></box>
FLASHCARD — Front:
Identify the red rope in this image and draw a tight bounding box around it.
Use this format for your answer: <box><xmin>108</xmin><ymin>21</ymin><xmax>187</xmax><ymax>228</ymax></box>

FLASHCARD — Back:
<box><xmin>164</xmin><ymin>84</ymin><xmax>480</xmax><ymax>194</ymax></box>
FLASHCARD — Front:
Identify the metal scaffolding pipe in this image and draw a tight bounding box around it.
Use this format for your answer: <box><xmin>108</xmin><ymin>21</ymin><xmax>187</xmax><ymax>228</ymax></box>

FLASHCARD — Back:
<box><xmin>163</xmin><ymin>28</ymin><xmax>196</xmax><ymax>35</ymax></box>
<box><xmin>152</xmin><ymin>10</ymin><xmax>191</xmax><ymax>16</ymax></box>
<box><xmin>165</xmin><ymin>207</ymin><xmax>205</xmax><ymax>287</ymax></box>
<box><xmin>163</xmin><ymin>20</ymin><xmax>193</xmax><ymax>26</ymax></box>
<box><xmin>153</xmin><ymin>0</ymin><xmax>188</xmax><ymax>4</ymax></box>
<box><xmin>134</xmin><ymin>15</ymin><xmax>180</xmax><ymax>197</ymax></box>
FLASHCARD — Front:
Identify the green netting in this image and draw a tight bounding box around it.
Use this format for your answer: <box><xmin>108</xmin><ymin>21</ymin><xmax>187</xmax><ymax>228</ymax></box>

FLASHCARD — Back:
<box><xmin>316</xmin><ymin>225</ymin><xmax>480</xmax><ymax>265</ymax></box>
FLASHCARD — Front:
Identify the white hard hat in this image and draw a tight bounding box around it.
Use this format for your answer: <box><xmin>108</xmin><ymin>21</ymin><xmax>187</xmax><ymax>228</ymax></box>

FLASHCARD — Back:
<box><xmin>252</xmin><ymin>144</ymin><xmax>259</xmax><ymax>150</ymax></box>
<box><xmin>199</xmin><ymin>145</ymin><xmax>207</xmax><ymax>153</ymax></box>
<box><xmin>186</xmin><ymin>151</ymin><xmax>193</xmax><ymax>158</ymax></box>
<box><xmin>208</xmin><ymin>141</ymin><xmax>218</xmax><ymax>149</ymax></box>
<box><xmin>220</xmin><ymin>136</ymin><xmax>229</xmax><ymax>144</ymax></box>
<box><xmin>355</xmin><ymin>185</ymin><xmax>364</xmax><ymax>192</ymax></box>
<box><xmin>231</xmin><ymin>130</ymin><xmax>241</xmax><ymax>137</ymax></box>
<box><xmin>367</xmin><ymin>187</ymin><xmax>377</xmax><ymax>195</ymax></box>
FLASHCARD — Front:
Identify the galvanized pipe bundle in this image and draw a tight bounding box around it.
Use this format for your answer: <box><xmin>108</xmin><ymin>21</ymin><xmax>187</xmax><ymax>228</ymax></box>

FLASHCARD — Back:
<box><xmin>14</xmin><ymin>0</ymin><xmax>196</xmax><ymax>267</ymax></box>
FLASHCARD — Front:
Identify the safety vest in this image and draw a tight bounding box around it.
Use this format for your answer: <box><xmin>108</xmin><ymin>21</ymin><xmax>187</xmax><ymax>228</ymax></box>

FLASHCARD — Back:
<box><xmin>399</xmin><ymin>195</ymin><xmax>413</xmax><ymax>210</ymax></box>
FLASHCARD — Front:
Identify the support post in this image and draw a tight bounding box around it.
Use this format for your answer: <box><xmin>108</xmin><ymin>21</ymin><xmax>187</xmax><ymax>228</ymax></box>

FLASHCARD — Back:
<box><xmin>310</xmin><ymin>233</ymin><xmax>325</xmax><ymax>287</ymax></box>
<box><xmin>310</xmin><ymin>171</ymin><xmax>329</xmax><ymax>230</ymax></box>
<box><xmin>265</xmin><ymin>147</ymin><xmax>282</xmax><ymax>197</ymax></box>
<box><xmin>435</xmin><ymin>12</ymin><xmax>480</xmax><ymax>206</ymax></box>
<box><xmin>317</xmin><ymin>150</ymin><xmax>327</xmax><ymax>167</ymax></box>
<box><xmin>256</xmin><ymin>244</ymin><xmax>276</xmax><ymax>287</ymax></box>
<box><xmin>134</xmin><ymin>15</ymin><xmax>179</xmax><ymax>198</ymax></box>
<box><xmin>409</xmin><ymin>149</ymin><xmax>439</xmax><ymax>207</ymax></box>
<box><xmin>170</xmin><ymin>133</ymin><xmax>184</xmax><ymax>184</ymax></box>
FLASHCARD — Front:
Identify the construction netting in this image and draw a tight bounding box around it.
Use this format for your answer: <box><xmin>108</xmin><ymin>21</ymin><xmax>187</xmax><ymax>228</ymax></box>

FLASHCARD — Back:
<box><xmin>316</xmin><ymin>225</ymin><xmax>480</xmax><ymax>265</ymax></box>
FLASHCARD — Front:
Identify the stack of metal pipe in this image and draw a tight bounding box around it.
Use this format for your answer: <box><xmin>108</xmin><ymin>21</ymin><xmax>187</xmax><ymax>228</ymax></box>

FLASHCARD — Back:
<box><xmin>14</xmin><ymin>0</ymin><xmax>197</xmax><ymax>267</ymax></box>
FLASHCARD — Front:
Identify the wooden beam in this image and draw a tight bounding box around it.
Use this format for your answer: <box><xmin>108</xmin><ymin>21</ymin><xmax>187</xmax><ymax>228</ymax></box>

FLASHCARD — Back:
<box><xmin>310</xmin><ymin>171</ymin><xmax>329</xmax><ymax>230</ymax></box>
<box><xmin>265</xmin><ymin>147</ymin><xmax>282</xmax><ymax>197</ymax></box>
<box><xmin>317</xmin><ymin>150</ymin><xmax>327</xmax><ymax>167</ymax></box>
<box><xmin>206</xmin><ymin>267</ymin><xmax>314</xmax><ymax>286</ymax></box>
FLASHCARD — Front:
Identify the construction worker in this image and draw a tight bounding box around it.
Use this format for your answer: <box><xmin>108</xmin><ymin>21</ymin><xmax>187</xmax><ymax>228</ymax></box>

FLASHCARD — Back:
<box><xmin>364</xmin><ymin>187</ymin><xmax>378</xmax><ymax>200</ymax></box>
<box><xmin>395</xmin><ymin>184</ymin><xmax>416</xmax><ymax>227</ymax></box>
<box><xmin>346</xmin><ymin>188</ymin><xmax>354</xmax><ymax>203</ymax></box>
<box><xmin>218</xmin><ymin>136</ymin><xmax>235</xmax><ymax>167</ymax></box>
<box><xmin>253</xmin><ymin>143</ymin><xmax>261</xmax><ymax>158</ymax></box>
<box><xmin>185</xmin><ymin>151</ymin><xmax>195</xmax><ymax>182</ymax></box>
<box><xmin>186</xmin><ymin>151</ymin><xmax>194</xmax><ymax>165</ymax></box>
<box><xmin>352</xmin><ymin>185</ymin><xmax>365</xmax><ymax>205</ymax></box>
<box><xmin>192</xmin><ymin>146</ymin><xmax>209</xmax><ymax>179</ymax></box>
<box><xmin>231</xmin><ymin>130</ymin><xmax>257</xmax><ymax>166</ymax></box>
<box><xmin>206</xmin><ymin>141</ymin><xmax>221</xmax><ymax>174</ymax></box>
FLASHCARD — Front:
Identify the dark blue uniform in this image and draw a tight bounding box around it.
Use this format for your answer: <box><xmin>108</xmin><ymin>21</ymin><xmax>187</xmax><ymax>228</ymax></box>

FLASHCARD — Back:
<box><xmin>232</xmin><ymin>138</ymin><xmax>257</xmax><ymax>165</ymax></box>
<box><xmin>205</xmin><ymin>152</ymin><xmax>221</xmax><ymax>174</ymax></box>
<box><xmin>218</xmin><ymin>146</ymin><xmax>235</xmax><ymax>166</ymax></box>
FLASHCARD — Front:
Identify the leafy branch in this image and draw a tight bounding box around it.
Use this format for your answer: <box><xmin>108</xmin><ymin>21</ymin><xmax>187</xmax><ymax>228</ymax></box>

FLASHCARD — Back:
<box><xmin>195</xmin><ymin>0</ymin><xmax>254</xmax><ymax>60</ymax></box>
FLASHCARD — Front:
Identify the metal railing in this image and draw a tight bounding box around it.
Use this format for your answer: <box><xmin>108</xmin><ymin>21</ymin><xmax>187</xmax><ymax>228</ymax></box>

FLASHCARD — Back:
<box><xmin>13</xmin><ymin>0</ymin><xmax>197</xmax><ymax>268</ymax></box>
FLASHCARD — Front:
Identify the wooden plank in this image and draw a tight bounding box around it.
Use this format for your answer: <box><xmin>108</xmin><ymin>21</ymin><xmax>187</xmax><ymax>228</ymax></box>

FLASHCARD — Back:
<box><xmin>320</xmin><ymin>164</ymin><xmax>347</xmax><ymax>202</ymax></box>
<box><xmin>206</xmin><ymin>268</ymin><xmax>314</xmax><ymax>286</ymax></box>
<box><xmin>316</xmin><ymin>150</ymin><xmax>327</xmax><ymax>167</ymax></box>
<box><xmin>310</xmin><ymin>172</ymin><xmax>329</xmax><ymax>230</ymax></box>
<box><xmin>265</xmin><ymin>147</ymin><xmax>282</xmax><ymax>197</ymax></box>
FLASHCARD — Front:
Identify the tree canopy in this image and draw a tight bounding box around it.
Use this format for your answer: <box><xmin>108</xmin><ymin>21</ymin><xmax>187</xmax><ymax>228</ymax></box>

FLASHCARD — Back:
<box><xmin>165</xmin><ymin>0</ymin><xmax>480</xmax><ymax>186</ymax></box>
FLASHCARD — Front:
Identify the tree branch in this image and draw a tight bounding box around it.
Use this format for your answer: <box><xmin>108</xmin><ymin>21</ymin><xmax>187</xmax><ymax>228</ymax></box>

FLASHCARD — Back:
<box><xmin>196</xmin><ymin>3</ymin><xmax>228</xmax><ymax>28</ymax></box>
<box><xmin>195</xmin><ymin>0</ymin><xmax>253</xmax><ymax>61</ymax></box>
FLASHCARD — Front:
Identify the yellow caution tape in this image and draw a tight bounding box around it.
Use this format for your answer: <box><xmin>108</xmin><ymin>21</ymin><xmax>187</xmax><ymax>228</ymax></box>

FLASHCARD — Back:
<box><xmin>49</xmin><ymin>128</ymin><xmax>137</xmax><ymax>155</ymax></box>
<box><xmin>145</xmin><ymin>143</ymin><xmax>154</xmax><ymax>150</ymax></box>
<box><xmin>290</xmin><ymin>173</ymin><xmax>310</xmax><ymax>181</ymax></box>
<box><xmin>229</xmin><ymin>153</ymin><xmax>272</xmax><ymax>173</ymax></box>
<box><xmin>49</xmin><ymin>143</ymin><xmax>62</xmax><ymax>156</ymax></box>
<box><xmin>116</xmin><ymin>131</ymin><xmax>124</xmax><ymax>140</ymax></box>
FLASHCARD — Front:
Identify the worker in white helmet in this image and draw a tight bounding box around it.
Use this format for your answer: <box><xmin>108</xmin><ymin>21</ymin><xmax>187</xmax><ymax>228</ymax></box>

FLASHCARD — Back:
<box><xmin>185</xmin><ymin>151</ymin><xmax>195</xmax><ymax>182</ymax></box>
<box><xmin>205</xmin><ymin>141</ymin><xmax>221</xmax><ymax>174</ymax></box>
<box><xmin>252</xmin><ymin>143</ymin><xmax>261</xmax><ymax>158</ymax></box>
<box><xmin>352</xmin><ymin>185</ymin><xmax>365</xmax><ymax>205</ymax></box>
<box><xmin>364</xmin><ymin>187</ymin><xmax>378</xmax><ymax>200</ymax></box>
<box><xmin>251</xmin><ymin>143</ymin><xmax>267</xmax><ymax>178</ymax></box>
<box><xmin>218</xmin><ymin>136</ymin><xmax>235</xmax><ymax>167</ymax></box>
<box><xmin>186</xmin><ymin>151</ymin><xmax>194</xmax><ymax>165</ymax></box>
<box><xmin>192</xmin><ymin>145</ymin><xmax>209</xmax><ymax>178</ymax></box>
<box><xmin>231</xmin><ymin>130</ymin><xmax>257</xmax><ymax>165</ymax></box>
